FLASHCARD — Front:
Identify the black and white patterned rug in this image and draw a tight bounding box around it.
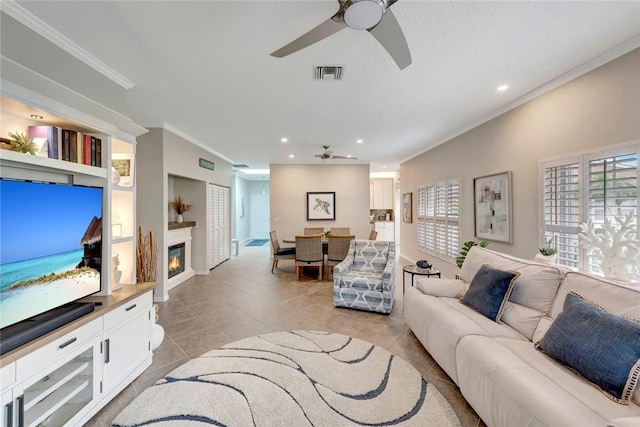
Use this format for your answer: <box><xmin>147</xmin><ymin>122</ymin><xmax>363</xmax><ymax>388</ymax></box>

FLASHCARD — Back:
<box><xmin>113</xmin><ymin>331</ymin><xmax>461</xmax><ymax>426</ymax></box>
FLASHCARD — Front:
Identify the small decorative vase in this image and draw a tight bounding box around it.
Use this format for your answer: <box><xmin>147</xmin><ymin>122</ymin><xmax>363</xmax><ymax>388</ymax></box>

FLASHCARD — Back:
<box><xmin>111</xmin><ymin>167</ymin><xmax>121</xmax><ymax>185</ymax></box>
<box><xmin>534</xmin><ymin>253</ymin><xmax>556</xmax><ymax>264</ymax></box>
<box><xmin>177</xmin><ymin>214</ymin><xmax>184</xmax><ymax>224</ymax></box>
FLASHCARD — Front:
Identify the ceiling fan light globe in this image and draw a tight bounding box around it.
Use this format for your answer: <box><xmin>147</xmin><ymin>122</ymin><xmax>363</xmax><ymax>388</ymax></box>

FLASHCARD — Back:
<box><xmin>344</xmin><ymin>0</ymin><xmax>385</xmax><ymax>30</ymax></box>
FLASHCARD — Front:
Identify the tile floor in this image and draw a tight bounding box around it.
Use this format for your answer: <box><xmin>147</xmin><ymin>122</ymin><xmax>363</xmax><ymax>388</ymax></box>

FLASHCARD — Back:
<box><xmin>86</xmin><ymin>243</ymin><xmax>483</xmax><ymax>427</ymax></box>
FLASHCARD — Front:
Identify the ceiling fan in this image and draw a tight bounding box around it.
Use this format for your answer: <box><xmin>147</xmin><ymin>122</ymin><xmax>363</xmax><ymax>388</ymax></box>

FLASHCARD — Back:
<box><xmin>271</xmin><ymin>0</ymin><xmax>411</xmax><ymax>70</ymax></box>
<box><xmin>315</xmin><ymin>145</ymin><xmax>358</xmax><ymax>160</ymax></box>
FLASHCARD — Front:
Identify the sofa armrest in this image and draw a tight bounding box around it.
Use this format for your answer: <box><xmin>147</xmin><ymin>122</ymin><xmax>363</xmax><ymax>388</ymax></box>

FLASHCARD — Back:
<box><xmin>416</xmin><ymin>278</ymin><xmax>465</xmax><ymax>298</ymax></box>
<box><xmin>608</xmin><ymin>417</ymin><xmax>640</xmax><ymax>427</ymax></box>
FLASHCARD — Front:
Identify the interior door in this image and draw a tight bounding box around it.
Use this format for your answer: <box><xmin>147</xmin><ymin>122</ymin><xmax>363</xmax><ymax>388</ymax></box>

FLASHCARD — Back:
<box><xmin>250</xmin><ymin>193</ymin><xmax>270</xmax><ymax>240</ymax></box>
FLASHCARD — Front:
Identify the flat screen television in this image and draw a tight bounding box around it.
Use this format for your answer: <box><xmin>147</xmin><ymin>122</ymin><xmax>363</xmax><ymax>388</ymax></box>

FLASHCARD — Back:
<box><xmin>0</xmin><ymin>178</ymin><xmax>103</xmax><ymax>342</ymax></box>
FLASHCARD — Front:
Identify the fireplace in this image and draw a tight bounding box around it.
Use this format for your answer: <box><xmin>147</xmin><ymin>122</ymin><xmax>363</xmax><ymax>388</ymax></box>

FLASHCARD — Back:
<box><xmin>168</xmin><ymin>243</ymin><xmax>185</xmax><ymax>278</ymax></box>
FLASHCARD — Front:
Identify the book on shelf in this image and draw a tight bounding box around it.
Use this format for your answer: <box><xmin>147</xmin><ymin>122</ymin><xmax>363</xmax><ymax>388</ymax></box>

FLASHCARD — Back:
<box><xmin>76</xmin><ymin>131</ymin><xmax>83</xmax><ymax>164</ymax></box>
<box><xmin>69</xmin><ymin>130</ymin><xmax>78</xmax><ymax>163</ymax></box>
<box><xmin>95</xmin><ymin>137</ymin><xmax>102</xmax><ymax>167</ymax></box>
<box><xmin>82</xmin><ymin>134</ymin><xmax>92</xmax><ymax>165</ymax></box>
<box><xmin>27</xmin><ymin>125</ymin><xmax>60</xmax><ymax>159</ymax></box>
<box><xmin>61</xmin><ymin>129</ymin><xmax>72</xmax><ymax>161</ymax></box>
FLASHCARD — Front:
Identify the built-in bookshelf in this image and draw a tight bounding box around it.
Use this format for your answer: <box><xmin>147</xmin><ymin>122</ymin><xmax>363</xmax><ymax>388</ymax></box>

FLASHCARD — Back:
<box><xmin>0</xmin><ymin>95</ymin><xmax>139</xmax><ymax>294</ymax></box>
<box><xmin>0</xmin><ymin>87</ymin><xmax>149</xmax><ymax>427</ymax></box>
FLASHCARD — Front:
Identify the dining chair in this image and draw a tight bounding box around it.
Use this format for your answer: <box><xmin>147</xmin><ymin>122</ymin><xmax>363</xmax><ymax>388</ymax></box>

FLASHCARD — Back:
<box><xmin>326</xmin><ymin>234</ymin><xmax>355</xmax><ymax>280</ymax></box>
<box><xmin>269</xmin><ymin>230</ymin><xmax>296</xmax><ymax>273</ymax></box>
<box><xmin>295</xmin><ymin>235</ymin><xmax>323</xmax><ymax>280</ymax></box>
<box><xmin>368</xmin><ymin>229</ymin><xmax>378</xmax><ymax>240</ymax></box>
<box><xmin>330</xmin><ymin>227</ymin><xmax>350</xmax><ymax>235</ymax></box>
<box><xmin>304</xmin><ymin>227</ymin><xmax>324</xmax><ymax>235</ymax></box>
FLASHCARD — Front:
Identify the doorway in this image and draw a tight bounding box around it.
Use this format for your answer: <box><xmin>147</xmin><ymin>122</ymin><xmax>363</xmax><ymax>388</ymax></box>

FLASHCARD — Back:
<box><xmin>250</xmin><ymin>193</ymin><xmax>270</xmax><ymax>240</ymax></box>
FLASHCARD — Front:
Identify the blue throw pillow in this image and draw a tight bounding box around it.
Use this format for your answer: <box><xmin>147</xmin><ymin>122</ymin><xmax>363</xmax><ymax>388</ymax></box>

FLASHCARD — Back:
<box><xmin>460</xmin><ymin>264</ymin><xmax>519</xmax><ymax>323</ymax></box>
<box><xmin>536</xmin><ymin>292</ymin><xmax>640</xmax><ymax>404</ymax></box>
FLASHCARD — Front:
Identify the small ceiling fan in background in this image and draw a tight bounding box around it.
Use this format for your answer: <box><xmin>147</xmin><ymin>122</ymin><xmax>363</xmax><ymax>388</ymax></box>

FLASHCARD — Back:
<box><xmin>271</xmin><ymin>0</ymin><xmax>411</xmax><ymax>70</ymax></box>
<box><xmin>315</xmin><ymin>145</ymin><xmax>358</xmax><ymax>160</ymax></box>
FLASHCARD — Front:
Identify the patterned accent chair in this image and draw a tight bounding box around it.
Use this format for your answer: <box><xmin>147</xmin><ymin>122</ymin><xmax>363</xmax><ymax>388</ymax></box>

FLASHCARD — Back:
<box><xmin>333</xmin><ymin>240</ymin><xmax>396</xmax><ymax>313</ymax></box>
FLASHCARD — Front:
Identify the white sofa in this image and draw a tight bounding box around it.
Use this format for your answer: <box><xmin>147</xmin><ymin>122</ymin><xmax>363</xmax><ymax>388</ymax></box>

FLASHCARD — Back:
<box><xmin>404</xmin><ymin>246</ymin><xmax>640</xmax><ymax>427</ymax></box>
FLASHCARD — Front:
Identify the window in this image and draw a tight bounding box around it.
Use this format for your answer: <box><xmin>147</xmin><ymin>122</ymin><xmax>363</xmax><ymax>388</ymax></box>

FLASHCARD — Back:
<box><xmin>541</xmin><ymin>144</ymin><xmax>639</xmax><ymax>274</ymax></box>
<box><xmin>417</xmin><ymin>178</ymin><xmax>460</xmax><ymax>261</ymax></box>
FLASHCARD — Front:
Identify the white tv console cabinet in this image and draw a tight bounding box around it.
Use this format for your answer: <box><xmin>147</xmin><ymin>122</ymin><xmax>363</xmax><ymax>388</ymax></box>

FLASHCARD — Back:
<box><xmin>0</xmin><ymin>283</ymin><xmax>155</xmax><ymax>427</ymax></box>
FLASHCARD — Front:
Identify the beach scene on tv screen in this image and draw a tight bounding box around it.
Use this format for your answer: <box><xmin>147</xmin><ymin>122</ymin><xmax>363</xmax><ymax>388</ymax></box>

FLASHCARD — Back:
<box><xmin>0</xmin><ymin>180</ymin><xmax>103</xmax><ymax>330</ymax></box>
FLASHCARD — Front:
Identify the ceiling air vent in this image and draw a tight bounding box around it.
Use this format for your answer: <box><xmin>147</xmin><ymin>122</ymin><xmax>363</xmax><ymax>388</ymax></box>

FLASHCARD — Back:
<box><xmin>314</xmin><ymin>65</ymin><xmax>343</xmax><ymax>81</ymax></box>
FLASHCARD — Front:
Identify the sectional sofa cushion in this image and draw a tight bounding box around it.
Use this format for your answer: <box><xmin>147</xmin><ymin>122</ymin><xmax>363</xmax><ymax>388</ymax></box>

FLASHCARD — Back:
<box><xmin>457</xmin><ymin>336</ymin><xmax>640</xmax><ymax>427</ymax></box>
<box><xmin>543</xmin><ymin>271</ymin><xmax>640</xmax><ymax>406</ymax></box>
<box><xmin>461</xmin><ymin>264</ymin><xmax>519</xmax><ymax>322</ymax></box>
<box><xmin>536</xmin><ymin>293</ymin><xmax>640</xmax><ymax>404</ymax></box>
<box><xmin>459</xmin><ymin>246</ymin><xmax>566</xmax><ymax>339</ymax></box>
<box><xmin>404</xmin><ymin>286</ymin><xmax>528</xmax><ymax>384</ymax></box>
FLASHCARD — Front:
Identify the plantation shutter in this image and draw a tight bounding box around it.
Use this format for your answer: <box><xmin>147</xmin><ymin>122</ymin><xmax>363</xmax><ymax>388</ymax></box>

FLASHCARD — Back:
<box><xmin>417</xmin><ymin>179</ymin><xmax>460</xmax><ymax>261</ymax></box>
<box><xmin>540</xmin><ymin>144</ymin><xmax>639</xmax><ymax>275</ymax></box>
<box><xmin>542</xmin><ymin>160</ymin><xmax>581</xmax><ymax>268</ymax></box>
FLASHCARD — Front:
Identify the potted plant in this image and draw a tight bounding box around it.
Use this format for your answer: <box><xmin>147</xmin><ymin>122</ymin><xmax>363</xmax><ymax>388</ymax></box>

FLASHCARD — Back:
<box><xmin>8</xmin><ymin>131</ymin><xmax>38</xmax><ymax>155</ymax></box>
<box><xmin>456</xmin><ymin>240</ymin><xmax>489</xmax><ymax>268</ymax></box>
<box><xmin>535</xmin><ymin>237</ymin><xmax>557</xmax><ymax>264</ymax></box>
<box><xmin>170</xmin><ymin>196</ymin><xmax>192</xmax><ymax>223</ymax></box>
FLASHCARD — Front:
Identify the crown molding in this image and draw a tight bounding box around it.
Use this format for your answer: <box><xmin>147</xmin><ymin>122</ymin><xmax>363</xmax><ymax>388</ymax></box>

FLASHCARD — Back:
<box><xmin>1</xmin><ymin>0</ymin><xmax>135</xmax><ymax>90</ymax></box>
<box><xmin>160</xmin><ymin>122</ymin><xmax>235</xmax><ymax>165</ymax></box>
<box><xmin>402</xmin><ymin>34</ymin><xmax>640</xmax><ymax>165</ymax></box>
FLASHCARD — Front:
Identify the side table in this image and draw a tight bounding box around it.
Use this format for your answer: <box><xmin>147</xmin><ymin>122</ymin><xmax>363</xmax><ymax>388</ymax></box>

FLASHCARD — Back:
<box><xmin>402</xmin><ymin>265</ymin><xmax>441</xmax><ymax>294</ymax></box>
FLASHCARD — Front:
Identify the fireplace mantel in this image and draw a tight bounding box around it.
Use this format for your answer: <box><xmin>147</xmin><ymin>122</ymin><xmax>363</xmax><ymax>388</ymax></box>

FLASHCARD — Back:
<box><xmin>167</xmin><ymin>226</ymin><xmax>195</xmax><ymax>290</ymax></box>
<box><xmin>168</xmin><ymin>221</ymin><xmax>196</xmax><ymax>230</ymax></box>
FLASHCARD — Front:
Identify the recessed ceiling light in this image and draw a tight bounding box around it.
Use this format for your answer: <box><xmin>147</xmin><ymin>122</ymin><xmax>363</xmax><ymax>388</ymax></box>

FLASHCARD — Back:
<box><xmin>497</xmin><ymin>84</ymin><xmax>509</xmax><ymax>92</ymax></box>
<box><xmin>382</xmin><ymin>165</ymin><xmax>388</xmax><ymax>169</ymax></box>
<box><xmin>289</xmin><ymin>154</ymin><xmax>295</xmax><ymax>158</ymax></box>
<box><xmin>347</xmin><ymin>155</ymin><xmax>352</xmax><ymax>158</ymax></box>
<box><xmin>357</xmin><ymin>139</ymin><xmax>364</xmax><ymax>144</ymax></box>
<box><xmin>281</xmin><ymin>137</ymin><xmax>288</xmax><ymax>143</ymax></box>
<box><xmin>30</xmin><ymin>114</ymin><xmax>44</xmax><ymax>120</ymax></box>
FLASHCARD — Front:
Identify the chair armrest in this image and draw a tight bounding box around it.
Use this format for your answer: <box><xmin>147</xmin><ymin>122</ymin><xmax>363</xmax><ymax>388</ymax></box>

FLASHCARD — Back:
<box><xmin>333</xmin><ymin>250</ymin><xmax>355</xmax><ymax>277</ymax></box>
<box><xmin>381</xmin><ymin>247</ymin><xmax>396</xmax><ymax>292</ymax></box>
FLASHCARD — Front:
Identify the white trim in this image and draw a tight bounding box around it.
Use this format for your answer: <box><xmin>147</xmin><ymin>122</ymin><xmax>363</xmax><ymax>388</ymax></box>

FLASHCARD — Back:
<box><xmin>0</xmin><ymin>0</ymin><xmax>135</xmax><ymax>90</ymax></box>
<box><xmin>1</xmin><ymin>58</ymin><xmax>146</xmax><ymax>137</ymax></box>
<box><xmin>160</xmin><ymin>122</ymin><xmax>235</xmax><ymax>165</ymax></box>
<box><xmin>539</xmin><ymin>139</ymin><xmax>640</xmax><ymax>165</ymax></box>
<box><xmin>401</xmin><ymin>34</ymin><xmax>640</xmax><ymax>165</ymax></box>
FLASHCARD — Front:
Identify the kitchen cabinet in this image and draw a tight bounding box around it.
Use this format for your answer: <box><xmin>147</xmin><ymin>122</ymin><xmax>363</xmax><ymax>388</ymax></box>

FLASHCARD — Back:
<box><xmin>374</xmin><ymin>221</ymin><xmax>395</xmax><ymax>241</ymax></box>
<box><xmin>370</xmin><ymin>179</ymin><xmax>394</xmax><ymax>209</ymax></box>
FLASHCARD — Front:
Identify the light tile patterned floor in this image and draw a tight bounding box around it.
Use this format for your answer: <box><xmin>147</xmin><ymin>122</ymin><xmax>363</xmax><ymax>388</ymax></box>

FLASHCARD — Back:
<box><xmin>86</xmin><ymin>244</ymin><xmax>483</xmax><ymax>427</ymax></box>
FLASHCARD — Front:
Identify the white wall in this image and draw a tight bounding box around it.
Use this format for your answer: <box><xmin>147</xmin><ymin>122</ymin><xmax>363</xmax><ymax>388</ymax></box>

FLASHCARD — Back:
<box><xmin>233</xmin><ymin>175</ymin><xmax>251</xmax><ymax>242</ymax></box>
<box><xmin>270</xmin><ymin>164</ymin><xmax>371</xmax><ymax>241</ymax></box>
<box><xmin>137</xmin><ymin>128</ymin><xmax>233</xmax><ymax>301</ymax></box>
<box><xmin>400</xmin><ymin>48</ymin><xmax>640</xmax><ymax>279</ymax></box>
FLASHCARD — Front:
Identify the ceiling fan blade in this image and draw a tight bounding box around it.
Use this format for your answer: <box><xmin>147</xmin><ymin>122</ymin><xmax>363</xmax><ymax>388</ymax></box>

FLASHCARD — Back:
<box><xmin>332</xmin><ymin>155</ymin><xmax>358</xmax><ymax>160</ymax></box>
<box><xmin>368</xmin><ymin>9</ymin><xmax>411</xmax><ymax>70</ymax></box>
<box><xmin>271</xmin><ymin>16</ymin><xmax>347</xmax><ymax>58</ymax></box>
